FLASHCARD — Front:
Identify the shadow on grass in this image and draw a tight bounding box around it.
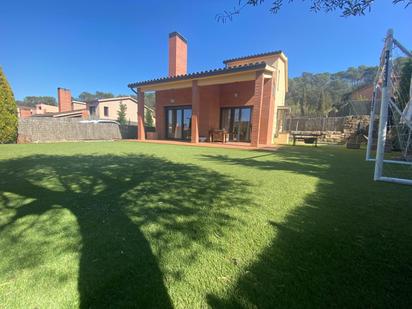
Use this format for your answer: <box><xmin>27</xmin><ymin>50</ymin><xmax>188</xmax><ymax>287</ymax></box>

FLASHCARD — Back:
<box><xmin>0</xmin><ymin>154</ymin><xmax>252</xmax><ymax>308</ymax></box>
<box><xmin>203</xmin><ymin>146</ymin><xmax>412</xmax><ymax>308</ymax></box>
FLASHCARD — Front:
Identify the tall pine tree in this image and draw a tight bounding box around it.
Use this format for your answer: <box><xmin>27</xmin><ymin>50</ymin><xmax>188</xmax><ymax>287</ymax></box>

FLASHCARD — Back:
<box><xmin>0</xmin><ymin>67</ymin><xmax>18</xmax><ymax>143</ymax></box>
<box><xmin>145</xmin><ymin>109</ymin><xmax>154</xmax><ymax>127</ymax></box>
<box><xmin>117</xmin><ymin>102</ymin><xmax>127</xmax><ymax>125</ymax></box>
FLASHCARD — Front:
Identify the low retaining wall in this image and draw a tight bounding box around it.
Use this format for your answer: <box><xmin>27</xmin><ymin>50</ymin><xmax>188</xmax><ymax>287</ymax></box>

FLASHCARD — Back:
<box><xmin>283</xmin><ymin>115</ymin><xmax>373</xmax><ymax>144</ymax></box>
<box><xmin>18</xmin><ymin>118</ymin><xmax>122</xmax><ymax>143</ymax></box>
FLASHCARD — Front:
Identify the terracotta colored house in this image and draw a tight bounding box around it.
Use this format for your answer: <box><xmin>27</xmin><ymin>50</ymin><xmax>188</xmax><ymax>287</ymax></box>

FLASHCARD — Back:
<box><xmin>17</xmin><ymin>103</ymin><xmax>59</xmax><ymax>119</ymax></box>
<box><xmin>32</xmin><ymin>88</ymin><xmax>89</xmax><ymax>119</ymax></box>
<box><xmin>128</xmin><ymin>32</ymin><xmax>288</xmax><ymax>147</ymax></box>
<box><xmin>57</xmin><ymin>88</ymin><xmax>87</xmax><ymax>113</ymax></box>
<box><xmin>17</xmin><ymin>106</ymin><xmax>34</xmax><ymax>119</ymax></box>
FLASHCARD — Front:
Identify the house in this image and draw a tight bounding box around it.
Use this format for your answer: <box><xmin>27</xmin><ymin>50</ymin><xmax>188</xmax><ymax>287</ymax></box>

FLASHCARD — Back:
<box><xmin>31</xmin><ymin>88</ymin><xmax>88</xmax><ymax>119</ymax></box>
<box><xmin>35</xmin><ymin>103</ymin><xmax>59</xmax><ymax>114</ymax></box>
<box><xmin>72</xmin><ymin>100</ymin><xmax>87</xmax><ymax>111</ymax></box>
<box><xmin>57</xmin><ymin>88</ymin><xmax>87</xmax><ymax>112</ymax></box>
<box><xmin>17</xmin><ymin>106</ymin><xmax>34</xmax><ymax>118</ymax></box>
<box><xmin>33</xmin><ymin>88</ymin><xmax>154</xmax><ymax>124</ymax></box>
<box><xmin>32</xmin><ymin>109</ymin><xmax>89</xmax><ymax>119</ymax></box>
<box><xmin>87</xmin><ymin>96</ymin><xmax>154</xmax><ymax>125</ymax></box>
<box><xmin>333</xmin><ymin>84</ymin><xmax>379</xmax><ymax>116</ymax></box>
<box><xmin>349</xmin><ymin>84</ymin><xmax>374</xmax><ymax>101</ymax></box>
<box><xmin>17</xmin><ymin>103</ymin><xmax>59</xmax><ymax>119</ymax></box>
<box><xmin>128</xmin><ymin>32</ymin><xmax>288</xmax><ymax>147</ymax></box>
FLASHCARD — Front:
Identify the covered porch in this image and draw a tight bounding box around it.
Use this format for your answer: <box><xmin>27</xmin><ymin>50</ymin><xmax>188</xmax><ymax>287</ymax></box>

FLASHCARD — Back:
<box><xmin>131</xmin><ymin>62</ymin><xmax>278</xmax><ymax>148</ymax></box>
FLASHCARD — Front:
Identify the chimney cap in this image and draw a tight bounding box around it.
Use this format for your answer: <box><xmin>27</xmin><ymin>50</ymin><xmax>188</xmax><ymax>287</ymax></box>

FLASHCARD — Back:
<box><xmin>169</xmin><ymin>32</ymin><xmax>187</xmax><ymax>44</ymax></box>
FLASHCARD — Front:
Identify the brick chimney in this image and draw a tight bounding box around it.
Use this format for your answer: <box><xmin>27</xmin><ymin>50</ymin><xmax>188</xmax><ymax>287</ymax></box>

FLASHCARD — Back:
<box><xmin>168</xmin><ymin>32</ymin><xmax>187</xmax><ymax>77</ymax></box>
<box><xmin>58</xmin><ymin>88</ymin><xmax>72</xmax><ymax>112</ymax></box>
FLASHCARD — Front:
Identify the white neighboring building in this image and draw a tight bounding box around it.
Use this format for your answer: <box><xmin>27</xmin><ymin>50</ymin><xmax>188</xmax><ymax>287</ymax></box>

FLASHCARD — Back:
<box><xmin>72</xmin><ymin>100</ymin><xmax>87</xmax><ymax>111</ymax></box>
<box><xmin>87</xmin><ymin>97</ymin><xmax>154</xmax><ymax>125</ymax></box>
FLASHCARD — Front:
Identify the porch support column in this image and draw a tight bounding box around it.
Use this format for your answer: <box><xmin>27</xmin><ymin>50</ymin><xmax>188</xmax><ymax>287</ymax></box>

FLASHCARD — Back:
<box><xmin>137</xmin><ymin>88</ymin><xmax>146</xmax><ymax>140</ymax></box>
<box><xmin>260</xmin><ymin>72</ymin><xmax>275</xmax><ymax>145</ymax></box>
<box><xmin>191</xmin><ymin>80</ymin><xmax>199</xmax><ymax>143</ymax></box>
<box><xmin>251</xmin><ymin>71</ymin><xmax>265</xmax><ymax>147</ymax></box>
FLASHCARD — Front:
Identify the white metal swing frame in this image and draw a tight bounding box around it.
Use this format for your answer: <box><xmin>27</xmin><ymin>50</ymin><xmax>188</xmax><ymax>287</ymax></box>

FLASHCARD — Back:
<box><xmin>365</xmin><ymin>29</ymin><xmax>412</xmax><ymax>185</ymax></box>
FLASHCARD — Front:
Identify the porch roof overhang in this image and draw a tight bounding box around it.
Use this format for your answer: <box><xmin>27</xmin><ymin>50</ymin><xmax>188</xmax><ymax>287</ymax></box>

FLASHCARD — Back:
<box><xmin>128</xmin><ymin>62</ymin><xmax>276</xmax><ymax>92</ymax></box>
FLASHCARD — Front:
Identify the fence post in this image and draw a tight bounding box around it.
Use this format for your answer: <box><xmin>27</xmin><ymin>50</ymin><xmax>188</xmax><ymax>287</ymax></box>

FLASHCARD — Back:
<box><xmin>366</xmin><ymin>85</ymin><xmax>379</xmax><ymax>161</ymax></box>
<box><xmin>374</xmin><ymin>29</ymin><xmax>393</xmax><ymax>180</ymax></box>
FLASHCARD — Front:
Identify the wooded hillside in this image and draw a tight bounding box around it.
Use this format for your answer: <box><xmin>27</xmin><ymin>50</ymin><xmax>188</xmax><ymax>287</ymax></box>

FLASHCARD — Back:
<box><xmin>286</xmin><ymin>65</ymin><xmax>378</xmax><ymax>117</ymax></box>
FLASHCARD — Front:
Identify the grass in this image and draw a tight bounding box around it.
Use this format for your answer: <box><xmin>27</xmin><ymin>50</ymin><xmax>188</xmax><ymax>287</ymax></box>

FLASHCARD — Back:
<box><xmin>0</xmin><ymin>141</ymin><xmax>411</xmax><ymax>308</ymax></box>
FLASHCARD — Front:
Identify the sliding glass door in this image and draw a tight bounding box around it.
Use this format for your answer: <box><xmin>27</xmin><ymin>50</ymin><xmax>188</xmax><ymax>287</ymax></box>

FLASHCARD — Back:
<box><xmin>166</xmin><ymin>107</ymin><xmax>192</xmax><ymax>140</ymax></box>
<box><xmin>220</xmin><ymin>107</ymin><xmax>252</xmax><ymax>142</ymax></box>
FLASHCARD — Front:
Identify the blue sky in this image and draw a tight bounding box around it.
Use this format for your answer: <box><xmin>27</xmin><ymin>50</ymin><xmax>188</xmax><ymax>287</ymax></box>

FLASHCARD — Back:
<box><xmin>1</xmin><ymin>0</ymin><xmax>411</xmax><ymax>100</ymax></box>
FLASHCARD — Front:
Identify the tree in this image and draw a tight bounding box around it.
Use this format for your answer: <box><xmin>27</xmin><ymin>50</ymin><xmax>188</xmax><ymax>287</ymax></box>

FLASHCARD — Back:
<box><xmin>145</xmin><ymin>93</ymin><xmax>156</xmax><ymax>109</ymax></box>
<box><xmin>317</xmin><ymin>89</ymin><xmax>333</xmax><ymax>116</ymax></box>
<box><xmin>397</xmin><ymin>58</ymin><xmax>412</xmax><ymax>108</ymax></box>
<box><xmin>17</xmin><ymin>96</ymin><xmax>57</xmax><ymax>107</ymax></box>
<box><xmin>77</xmin><ymin>91</ymin><xmax>114</xmax><ymax>102</ymax></box>
<box><xmin>217</xmin><ymin>0</ymin><xmax>411</xmax><ymax>22</ymax></box>
<box><xmin>145</xmin><ymin>109</ymin><xmax>154</xmax><ymax>127</ymax></box>
<box><xmin>117</xmin><ymin>102</ymin><xmax>127</xmax><ymax>125</ymax></box>
<box><xmin>0</xmin><ymin>67</ymin><xmax>18</xmax><ymax>143</ymax></box>
<box><xmin>300</xmin><ymin>86</ymin><xmax>307</xmax><ymax>116</ymax></box>
<box><xmin>285</xmin><ymin>65</ymin><xmax>377</xmax><ymax>117</ymax></box>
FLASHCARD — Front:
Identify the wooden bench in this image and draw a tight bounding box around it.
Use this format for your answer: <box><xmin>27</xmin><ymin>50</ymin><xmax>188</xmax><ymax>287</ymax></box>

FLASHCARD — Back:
<box><xmin>291</xmin><ymin>132</ymin><xmax>324</xmax><ymax>147</ymax></box>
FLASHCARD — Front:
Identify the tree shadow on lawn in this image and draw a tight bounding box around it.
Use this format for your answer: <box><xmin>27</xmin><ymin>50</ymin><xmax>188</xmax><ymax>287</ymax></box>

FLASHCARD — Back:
<box><xmin>0</xmin><ymin>154</ymin><xmax>252</xmax><ymax>308</ymax></box>
<box><xmin>203</xmin><ymin>147</ymin><xmax>412</xmax><ymax>308</ymax></box>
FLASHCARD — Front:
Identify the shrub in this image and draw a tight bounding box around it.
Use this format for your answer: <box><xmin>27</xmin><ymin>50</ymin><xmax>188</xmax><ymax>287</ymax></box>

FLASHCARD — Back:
<box><xmin>0</xmin><ymin>67</ymin><xmax>18</xmax><ymax>143</ymax></box>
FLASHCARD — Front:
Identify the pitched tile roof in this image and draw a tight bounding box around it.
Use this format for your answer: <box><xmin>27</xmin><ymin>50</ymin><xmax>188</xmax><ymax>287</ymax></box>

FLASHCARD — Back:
<box><xmin>223</xmin><ymin>51</ymin><xmax>283</xmax><ymax>64</ymax></box>
<box><xmin>32</xmin><ymin>110</ymin><xmax>84</xmax><ymax>118</ymax></box>
<box><xmin>128</xmin><ymin>62</ymin><xmax>268</xmax><ymax>88</ymax></box>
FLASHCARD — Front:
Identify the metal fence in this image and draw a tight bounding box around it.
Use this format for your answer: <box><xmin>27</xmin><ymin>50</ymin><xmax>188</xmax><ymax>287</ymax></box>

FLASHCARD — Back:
<box><xmin>118</xmin><ymin>126</ymin><xmax>155</xmax><ymax>139</ymax></box>
<box><xmin>119</xmin><ymin>125</ymin><xmax>137</xmax><ymax>139</ymax></box>
<box><xmin>284</xmin><ymin>117</ymin><xmax>346</xmax><ymax>132</ymax></box>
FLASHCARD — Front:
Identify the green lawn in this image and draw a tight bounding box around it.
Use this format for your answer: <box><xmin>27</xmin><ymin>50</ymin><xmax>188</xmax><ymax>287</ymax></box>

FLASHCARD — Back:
<box><xmin>0</xmin><ymin>142</ymin><xmax>411</xmax><ymax>308</ymax></box>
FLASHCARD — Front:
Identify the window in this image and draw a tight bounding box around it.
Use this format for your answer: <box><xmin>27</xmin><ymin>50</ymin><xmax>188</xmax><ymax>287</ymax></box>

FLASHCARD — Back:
<box><xmin>104</xmin><ymin>106</ymin><xmax>109</xmax><ymax>117</ymax></box>
<box><xmin>220</xmin><ymin>107</ymin><xmax>252</xmax><ymax>142</ymax></box>
<box><xmin>165</xmin><ymin>106</ymin><xmax>192</xmax><ymax>140</ymax></box>
<box><xmin>89</xmin><ymin>106</ymin><xmax>96</xmax><ymax>116</ymax></box>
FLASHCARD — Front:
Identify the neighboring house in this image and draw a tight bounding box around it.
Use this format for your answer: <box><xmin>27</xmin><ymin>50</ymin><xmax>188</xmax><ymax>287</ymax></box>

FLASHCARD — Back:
<box><xmin>32</xmin><ymin>110</ymin><xmax>88</xmax><ymax>119</ymax></box>
<box><xmin>57</xmin><ymin>88</ymin><xmax>87</xmax><ymax>113</ymax></box>
<box><xmin>72</xmin><ymin>100</ymin><xmax>87</xmax><ymax>111</ymax></box>
<box><xmin>87</xmin><ymin>97</ymin><xmax>155</xmax><ymax>125</ymax></box>
<box><xmin>32</xmin><ymin>88</ymin><xmax>89</xmax><ymax>119</ymax></box>
<box><xmin>334</xmin><ymin>84</ymin><xmax>379</xmax><ymax>116</ymax></box>
<box><xmin>350</xmin><ymin>84</ymin><xmax>374</xmax><ymax>101</ymax></box>
<box><xmin>17</xmin><ymin>106</ymin><xmax>34</xmax><ymax>118</ymax></box>
<box><xmin>35</xmin><ymin>103</ymin><xmax>59</xmax><ymax>114</ymax></box>
<box><xmin>128</xmin><ymin>32</ymin><xmax>288</xmax><ymax>147</ymax></box>
<box><xmin>17</xmin><ymin>103</ymin><xmax>59</xmax><ymax>118</ymax></box>
<box><xmin>31</xmin><ymin>88</ymin><xmax>154</xmax><ymax>123</ymax></box>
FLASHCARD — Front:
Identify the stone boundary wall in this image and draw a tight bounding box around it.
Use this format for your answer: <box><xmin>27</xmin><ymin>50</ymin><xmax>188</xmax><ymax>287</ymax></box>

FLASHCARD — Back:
<box><xmin>18</xmin><ymin>118</ymin><xmax>123</xmax><ymax>143</ymax></box>
<box><xmin>284</xmin><ymin>115</ymin><xmax>373</xmax><ymax>144</ymax></box>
